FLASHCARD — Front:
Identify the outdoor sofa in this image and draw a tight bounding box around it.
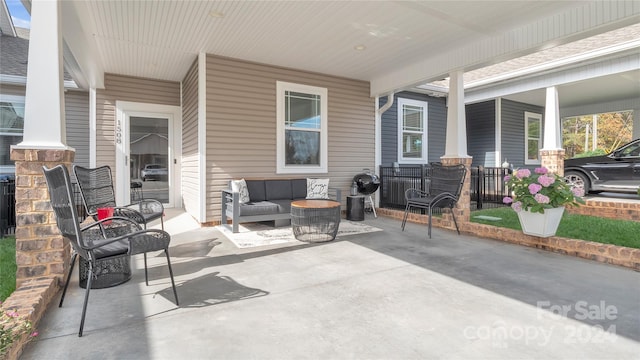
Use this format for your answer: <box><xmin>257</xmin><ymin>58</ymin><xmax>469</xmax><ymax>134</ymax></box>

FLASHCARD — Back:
<box><xmin>221</xmin><ymin>178</ymin><xmax>342</xmax><ymax>233</ymax></box>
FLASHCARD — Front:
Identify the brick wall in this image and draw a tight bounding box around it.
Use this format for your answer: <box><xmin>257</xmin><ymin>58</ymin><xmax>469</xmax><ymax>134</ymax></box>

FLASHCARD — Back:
<box><xmin>10</xmin><ymin>148</ymin><xmax>74</xmax><ymax>287</ymax></box>
<box><xmin>379</xmin><ymin>207</ymin><xmax>640</xmax><ymax>271</ymax></box>
<box><xmin>5</xmin><ymin>147</ymin><xmax>75</xmax><ymax>359</ymax></box>
<box><xmin>567</xmin><ymin>197</ymin><xmax>640</xmax><ymax>222</ymax></box>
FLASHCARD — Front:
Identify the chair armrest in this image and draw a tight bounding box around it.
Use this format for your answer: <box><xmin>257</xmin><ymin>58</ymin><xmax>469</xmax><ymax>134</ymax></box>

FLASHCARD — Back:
<box><xmin>81</xmin><ymin>218</ymin><xmax>144</xmax><ymax>251</ymax></box>
<box><xmin>81</xmin><ymin>217</ymin><xmax>141</xmax><ymax>233</ymax></box>
<box><xmin>405</xmin><ymin>188</ymin><xmax>429</xmax><ymax>201</ymax></box>
<box><xmin>124</xmin><ymin>199</ymin><xmax>164</xmax><ymax>215</ymax></box>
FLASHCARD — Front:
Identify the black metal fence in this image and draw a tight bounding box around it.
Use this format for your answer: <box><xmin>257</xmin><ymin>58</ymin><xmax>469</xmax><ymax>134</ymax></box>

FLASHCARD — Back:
<box><xmin>0</xmin><ymin>179</ymin><xmax>16</xmax><ymax>237</ymax></box>
<box><xmin>379</xmin><ymin>164</ymin><xmax>511</xmax><ymax>211</ymax></box>
<box><xmin>0</xmin><ymin>180</ymin><xmax>87</xmax><ymax>238</ymax></box>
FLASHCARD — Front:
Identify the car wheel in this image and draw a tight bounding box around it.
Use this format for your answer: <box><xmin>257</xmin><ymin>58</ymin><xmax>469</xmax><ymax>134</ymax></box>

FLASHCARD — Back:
<box><xmin>564</xmin><ymin>171</ymin><xmax>590</xmax><ymax>194</ymax></box>
<box><xmin>142</xmin><ymin>177</ymin><xmax>146</xmax><ymax>182</ymax></box>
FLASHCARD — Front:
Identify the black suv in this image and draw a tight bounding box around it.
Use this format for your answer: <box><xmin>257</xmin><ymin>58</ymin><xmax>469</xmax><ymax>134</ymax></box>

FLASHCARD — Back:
<box><xmin>564</xmin><ymin>139</ymin><xmax>640</xmax><ymax>194</ymax></box>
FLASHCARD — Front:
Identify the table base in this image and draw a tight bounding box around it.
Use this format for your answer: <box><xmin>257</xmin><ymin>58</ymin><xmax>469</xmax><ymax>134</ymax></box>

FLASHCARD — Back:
<box><xmin>79</xmin><ymin>255</ymin><xmax>132</xmax><ymax>289</ymax></box>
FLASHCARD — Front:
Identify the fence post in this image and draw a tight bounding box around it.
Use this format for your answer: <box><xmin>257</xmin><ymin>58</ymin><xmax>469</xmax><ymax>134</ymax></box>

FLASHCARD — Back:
<box><xmin>477</xmin><ymin>166</ymin><xmax>484</xmax><ymax>210</ymax></box>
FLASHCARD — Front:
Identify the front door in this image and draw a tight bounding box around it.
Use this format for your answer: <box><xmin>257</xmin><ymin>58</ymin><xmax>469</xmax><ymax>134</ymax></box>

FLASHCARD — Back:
<box><xmin>115</xmin><ymin>101</ymin><xmax>181</xmax><ymax>208</ymax></box>
<box><xmin>130</xmin><ymin>116</ymin><xmax>169</xmax><ymax>203</ymax></box>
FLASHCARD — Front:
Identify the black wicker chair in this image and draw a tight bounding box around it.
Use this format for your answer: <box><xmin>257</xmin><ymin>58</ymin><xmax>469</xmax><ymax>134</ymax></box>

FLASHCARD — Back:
<box><xmin>74</xmin><ymin>165</ymin><xmax>164</xmax><ymax>285</ymax></box>
<box><xmin>43</xmin><ymin>165</ymin><xmax>178</xmax><ymax>337</ymax></box>
<box><xmin>401</xmin><ymin>162</ymin><xmax>467</xmax><ymax>238</ymax></box>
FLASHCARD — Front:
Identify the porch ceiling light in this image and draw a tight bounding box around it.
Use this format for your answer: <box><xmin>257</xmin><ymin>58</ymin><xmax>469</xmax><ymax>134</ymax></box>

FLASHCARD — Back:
<box><xmin>354</xmin><ymin>44</ymin><xmax>366</xmax><ymax>51</ymax></box>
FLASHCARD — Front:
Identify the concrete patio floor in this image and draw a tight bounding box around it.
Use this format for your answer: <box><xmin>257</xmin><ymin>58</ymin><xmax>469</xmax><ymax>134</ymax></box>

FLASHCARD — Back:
<box><xmin>20</xmin><ymin>209</ymin><xmax>640</xmax><ymax>359</ymax></box>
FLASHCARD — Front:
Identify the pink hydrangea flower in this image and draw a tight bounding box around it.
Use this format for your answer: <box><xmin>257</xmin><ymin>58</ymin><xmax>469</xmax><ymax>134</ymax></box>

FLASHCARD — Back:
<box><xmin>528</xmin><ymin>183</ymin><xmax>542</xmax><ymax>194</ymax></box>
<box><xmin>504</xmin><ymin>175</ymin><xmax>511</xmax><ymax>182</ymax></box>
<box><xmin>534</xmin><ymin>167</ymin><xmax>548</xmax><ymax>174</ymax></box>
<box><xmin>516</xmin><ymin>168</ymin><xmax>531</xmax><ymax>179</ymax></box>
<box><xmin>534</xmin><ymin>193</ymin><xmax>550</xmax><ymax>204</ymax></box>
<box><xmin>537</xmin><ymin>175</ymin><xmax>555</xmax><ymax>187</ymax></box>
<box><xmin>503</xmin><ymin>196</ymin><xmax>513</xmax><ymax>204</ymax></box>
<box><xmin>511</xmin><ymin>201</ymin><xmax>523</xmax><ymax>212</ymax></box>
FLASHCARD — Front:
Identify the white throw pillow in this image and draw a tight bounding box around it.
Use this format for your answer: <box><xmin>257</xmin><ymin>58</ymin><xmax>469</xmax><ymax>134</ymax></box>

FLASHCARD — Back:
<box><xmin>306</xmin><ymin>178</ymin><xmax>329</xmax><ymax>199</ymax></box>
<box><xmin>231</xmin><ymin>179</ymin><xmax>251</xmax><ymax>204</ymax></box>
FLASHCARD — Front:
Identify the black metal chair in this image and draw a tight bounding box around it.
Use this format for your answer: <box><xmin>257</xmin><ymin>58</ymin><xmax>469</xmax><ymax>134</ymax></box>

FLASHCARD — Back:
<box><xmin>43</xmin><ymin>165</ymin><xmax>178</xmax><ymax>337</ymax></box>
<box><xmin>74</xmin><ymin>165</ymin><xmax>164</xmax><ymax>285</ymax></box>
<box><xmin>401</xmin><ymin>162</ymin><xmax>467</xmax><ymax>238</ymax></box>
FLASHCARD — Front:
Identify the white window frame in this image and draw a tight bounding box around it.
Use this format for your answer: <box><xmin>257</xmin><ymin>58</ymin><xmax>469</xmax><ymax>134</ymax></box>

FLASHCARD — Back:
<box><xmin>276</xmin><ymin>81</ymin><xmax>328</xmax><ymax>174</ymax></box>
<box><xmin>525</xmin><ymin>111</ymin><xmax>542</xmax><ymax>165</ymax></box>
<box><xmin>397</xmin><ymin>98</ymin><xmax>428</xmax><ymax>163</ymax></box>
<box><xmin>0</xmin><ymin>94</ymin><xmax>25</xmax><ymax>175</ymax></box>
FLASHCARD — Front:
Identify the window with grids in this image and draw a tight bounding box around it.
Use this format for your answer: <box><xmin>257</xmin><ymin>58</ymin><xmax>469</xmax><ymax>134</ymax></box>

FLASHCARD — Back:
<box><xmin>276</xmin><ymin>81</ymin><xmax>327</xmax><ymax>174</ymax></box>
<box><xmin>398</xmin><ymin>98</ymin><xmax>428</xmax><ymax>162</ymax></box>
<box><xmin>525</xmin><ymin>111</ymin><xmax>542</xmax><ymax>164</ymax></box>
<box><xmin>0</xmin><ymin>96</ymin><xmax>25</xmax><ymax>171</ymax></box>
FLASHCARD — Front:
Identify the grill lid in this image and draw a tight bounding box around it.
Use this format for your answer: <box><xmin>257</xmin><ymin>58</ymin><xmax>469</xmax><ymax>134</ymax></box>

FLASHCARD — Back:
<box><xmin>353</xmin><ymin>169</ymin><xmax>380</xmax><ymax>195</ymax></box>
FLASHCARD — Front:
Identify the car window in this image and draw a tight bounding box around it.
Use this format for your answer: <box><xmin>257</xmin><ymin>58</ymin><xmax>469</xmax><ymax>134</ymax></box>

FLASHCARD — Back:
<box><xmin>617</xmin><ymin>142</ymin><xmax>640</xmax><ymax>158</ymax></box>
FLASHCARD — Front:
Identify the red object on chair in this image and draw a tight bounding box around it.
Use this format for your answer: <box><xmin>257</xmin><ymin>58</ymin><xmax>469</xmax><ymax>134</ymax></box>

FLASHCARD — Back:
<box><xmin>97</xmin><ymin>207</ymin><xmax>114</xmax><ymax>224</ymax></box>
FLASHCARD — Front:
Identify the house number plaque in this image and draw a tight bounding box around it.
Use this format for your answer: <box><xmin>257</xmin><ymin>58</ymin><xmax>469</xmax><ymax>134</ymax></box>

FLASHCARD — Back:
<box><xmin>115</xmin><ymin>118</ymin><xmax>122</xmax><ymax>144</ymax></box>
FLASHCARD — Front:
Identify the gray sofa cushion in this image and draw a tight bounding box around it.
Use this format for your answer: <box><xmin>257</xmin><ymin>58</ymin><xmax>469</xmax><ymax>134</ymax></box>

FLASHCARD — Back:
<box><xmin>269</xmin><ymin>199</ymin><xmax>293</xmax><ymax>214</ymax></box>
<box><xmin>291</xmin><ymin>179</ymin><xmax>307</xmax><ymax>199</ymax></box>
<box><xmin>246</xmin><ymin>180</ymin><xmax>266</xmax><ymax>202</ymax></box>
<box><xmin>265</xmin><ymin>180</ymin><xmax>293</xmax><ymax>200</ymax></box>
<box><xmin>238</xmin><ymin>201</ymin><xmax>279</xmax><ymax>216</ymax></box>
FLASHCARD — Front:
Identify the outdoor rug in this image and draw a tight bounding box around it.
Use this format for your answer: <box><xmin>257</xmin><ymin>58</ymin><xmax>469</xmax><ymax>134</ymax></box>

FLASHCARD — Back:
<box><xmin>216</xmin><ymin>220</ymin><xmax>383</xmax><ymax>249</ymax></box>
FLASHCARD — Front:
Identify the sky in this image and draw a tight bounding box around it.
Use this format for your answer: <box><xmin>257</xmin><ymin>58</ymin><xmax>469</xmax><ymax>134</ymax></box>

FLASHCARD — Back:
<box><xmin>6</xmin><ymin>0</ymin><xmax>30</xmax><ymax>29</ymax></box>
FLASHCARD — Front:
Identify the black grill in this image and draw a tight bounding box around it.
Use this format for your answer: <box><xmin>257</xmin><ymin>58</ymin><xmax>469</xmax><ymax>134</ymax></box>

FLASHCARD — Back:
<box><xmin>353</xmin><ymin>170</ymin><xmax>380</xmax><ymax>195</ymax></box>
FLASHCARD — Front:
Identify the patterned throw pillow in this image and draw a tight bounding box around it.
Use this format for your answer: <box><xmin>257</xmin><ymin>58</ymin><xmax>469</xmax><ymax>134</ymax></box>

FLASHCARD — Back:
<box><xmin>306</xmin><ymin>178</ymin><xmax>329</xmax><ymax>199</ymax></box>
<box><xmin>231</xmin><ymin>179</ymin><xmax>251</xmax><ymax>204</ymax></box>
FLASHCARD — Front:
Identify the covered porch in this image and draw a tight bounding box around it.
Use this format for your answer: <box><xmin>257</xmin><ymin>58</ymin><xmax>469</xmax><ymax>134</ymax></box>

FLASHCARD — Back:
<box><xmin>18</xmin><ymin>208</ymin><xmax>640</xmax><ymax>358</ymax></box>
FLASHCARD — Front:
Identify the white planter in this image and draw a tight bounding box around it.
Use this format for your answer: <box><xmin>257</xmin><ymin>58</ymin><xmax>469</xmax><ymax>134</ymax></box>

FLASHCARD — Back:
<box><xmin>517</xmin><ymin>206</ymin><xmax>565</xmax><ymax>238</ymax></box>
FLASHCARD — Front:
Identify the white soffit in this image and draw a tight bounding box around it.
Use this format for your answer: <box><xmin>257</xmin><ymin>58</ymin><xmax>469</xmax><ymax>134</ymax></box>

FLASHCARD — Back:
<box><xmin>63</xmin><ymin>1</ymin><xmax>639</xmax><ymax>96</ymax></box>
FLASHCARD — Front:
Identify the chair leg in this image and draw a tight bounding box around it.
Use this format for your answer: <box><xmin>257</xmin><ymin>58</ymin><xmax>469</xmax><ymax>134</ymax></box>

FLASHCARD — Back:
<box><xmin>401</xmin><ymin>204</ymin><xmax>411</xmax><ymax>231</ymax></box>
<box><xmin>160</xmin><ymin>215</ymin><xmax>164</xmax><ymax>230</ymax></box>
<box><xmin>451</xmin><ymin>207</ymin><xmax>460</xmax><ymax>235</ymax></box>
<box><xmin>59</xmin><ymin>253</ymin><xmax>77</xmax><ymax>307</ymax></box>
<box><xmin>144</xmin><ymin>253</ymin><xmax>149</xmax><ymax>286</ymax></box>
<box><xmin>165</xmin><ymin>249</ymin><xmax>179</xmax><ymax>306</ymax></box>
<box><xmin>78</xmin><ymin>262</ymin><xmax>94</xmax><ymax>337</ymax></box>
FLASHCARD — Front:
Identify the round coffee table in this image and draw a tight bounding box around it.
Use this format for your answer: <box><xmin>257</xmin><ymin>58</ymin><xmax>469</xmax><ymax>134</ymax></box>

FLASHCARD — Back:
<box><xmin>291</xmin><ymin>199</ymin><xmax>341</xmax><ymax>242</ymax></box>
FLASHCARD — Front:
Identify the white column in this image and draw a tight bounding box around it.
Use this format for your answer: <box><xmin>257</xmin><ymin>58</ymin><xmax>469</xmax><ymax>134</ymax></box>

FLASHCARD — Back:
<box><xmin>542</xmin><ymin>86</ymin><xmax>562</xmax><ymax>150</ymax></box>
<box><xmin>443</xmin><ymin>70</ymin><xmax>470</xmax><ymax>158</ymax></box>
<box><xmin>16</xmin><ymin>0</ymin><xmax>69</xmax><ymax>150</ymax></box>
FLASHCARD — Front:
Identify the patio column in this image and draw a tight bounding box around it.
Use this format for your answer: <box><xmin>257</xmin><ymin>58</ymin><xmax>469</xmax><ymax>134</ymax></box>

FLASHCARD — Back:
<box><xmin>540</xmin><ymin>86</ymin><xmax>565</xmax><ymax>175</ymax></box>
<box><xmin>10</xmin><ymin>0</ymin><xmax>74</xmax><ymax>287</ymax></box>
<box><xmin>442</xmin><ymin>70</ymin><xmax>472</xmax><ymax>228</ymax></box>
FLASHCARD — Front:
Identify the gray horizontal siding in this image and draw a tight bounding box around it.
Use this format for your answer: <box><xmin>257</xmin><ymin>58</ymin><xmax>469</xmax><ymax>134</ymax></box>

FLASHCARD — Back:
<box><xmin>64</xmin><ymin>90</ymin><xmax>90</xmax><ymax>169</ymax></box>
<box><xmin>501</xmin><ymin>99</ymin><xmax>544</xmax><ymax>168</ymax></box>
<box><xmin>466</xmin><ymin>100</ymin><xmax>496</xmax><ymax>167</ymax></box>
<box><xmin>205</xmin><ymin>54</ymin><xmax>373</xmax><ymax>223</ymax></box>
<box><xmin>181</xmin><ymin>59</ymin><xmax>200</xmax><ymax>216</ymax></box>
<box><xmin>381</xmin><ymin>91</ymin><xmax>446</xmax><ymax>166</ymax></box>
<box><xmin>96</xmin><ymin>73</ymin><xmax>181</xmax><ymax>189</ymax></box>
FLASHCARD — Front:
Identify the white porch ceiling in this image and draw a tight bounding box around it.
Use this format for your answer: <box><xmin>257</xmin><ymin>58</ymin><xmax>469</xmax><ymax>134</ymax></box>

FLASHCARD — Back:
<box><xmin>61</xmin><ymin>0</ymin><xmax>639</xmax><ymax>103</ymax></box>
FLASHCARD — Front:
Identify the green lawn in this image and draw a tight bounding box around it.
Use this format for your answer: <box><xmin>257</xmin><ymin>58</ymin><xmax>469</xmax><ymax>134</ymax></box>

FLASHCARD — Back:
<box><xmin>0</xmin><ymin>237</ymin><xmax>16</xmax><ymax>301</ymax></box>
<box><xmin>471</xmin><ymin>207</ymin><xmax>640</xmax><ymax>249</ymax></box>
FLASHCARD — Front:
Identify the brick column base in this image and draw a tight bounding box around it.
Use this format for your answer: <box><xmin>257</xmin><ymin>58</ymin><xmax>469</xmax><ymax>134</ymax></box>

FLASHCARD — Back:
<box><xmin>10</xmin><ymin>147</ymin><xmax>75</xmax><ymax>287</ymax></box>
<box><xmin>440</xmin><ymin>157</ymin><xmax>473</xmax><ymax>230</ymax></box>
<box><xmin>540</xmin><ymin>149</ymin><xmax>565</xmax><ymax>176</ymax></box>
